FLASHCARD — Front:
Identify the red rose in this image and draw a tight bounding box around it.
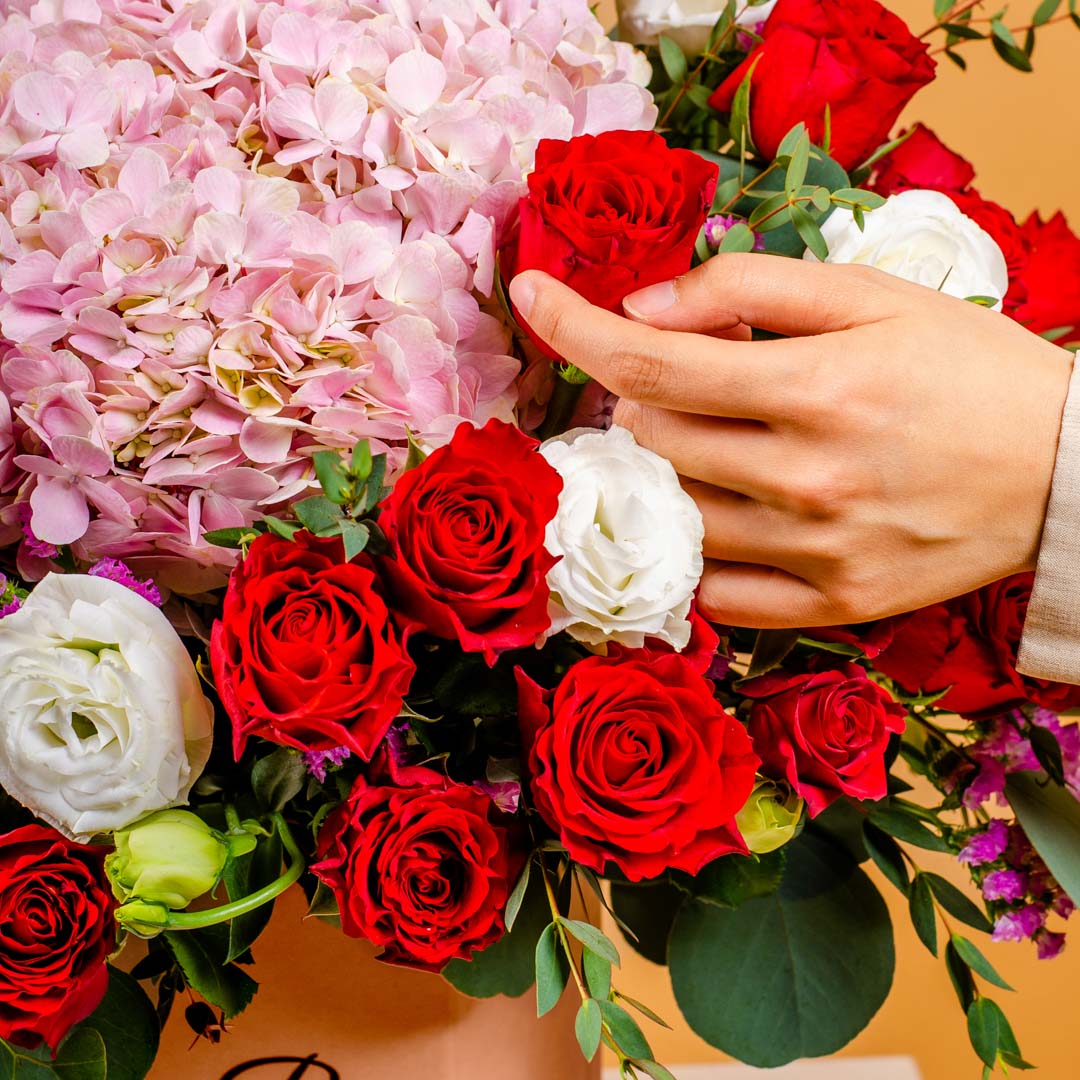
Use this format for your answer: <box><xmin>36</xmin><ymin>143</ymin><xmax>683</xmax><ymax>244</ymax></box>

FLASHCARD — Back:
<box><xmin>709</xmin><ymin>0</ymin><xmax>935</xmax><ymax>170</ymax></box>
<box><xmin>211</xmin><ymin>531</ymin><xmax>415</xmax><ymax>761</ymax></box>
<box><xmin>312</xmin><ymin>756</ymin><xmax>520</xmax><ymax>971</ymax></box>
<box><xmin>1007</xmin><ymin>211</ymin><xmax>1080</xmax><ymax>343</ymax></box>
<box><xmin>874</xmin><ymin>574</ymin><xmax>1080</xmax><ymax>716</ymax></box>
<box><xmin>742</xmin><ymin>661</ymin><xmax>906</xmax><ymax>817</ymax></box>
<box><xmin>952</xmin><ymin>192</ymin><xmax>1028</xmax><ymax>286</ymax></box>
<box><xmin>517</xmin><ymin>651</ymin><xmax>759</xmax><ymax>881</ymax></box>
<box><xmin>379</xmin><ymin>419</ymin><xmax>561</xmax><ymax>661</ymax></box>
<box><xmin>505</xmin><ymin>130</ymin><xmax>717</xmax><ymax>358</ymax></box>
<box><xmin>873</xmin><ymin>124</ymin><xmax>975</xmax><ymax>196</ymax></box>
<box><xmin>0</xmin><ymin>825</ymin><xmax>115</xmax><ymax>1051</ymax></box>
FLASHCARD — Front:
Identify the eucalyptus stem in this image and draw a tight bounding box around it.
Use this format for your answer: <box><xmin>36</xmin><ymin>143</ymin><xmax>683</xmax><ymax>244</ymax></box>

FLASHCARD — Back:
<box><xmin>162</xmin><ymin>813</ymin><xmax>304</xmax><ymax>931</ymax></box>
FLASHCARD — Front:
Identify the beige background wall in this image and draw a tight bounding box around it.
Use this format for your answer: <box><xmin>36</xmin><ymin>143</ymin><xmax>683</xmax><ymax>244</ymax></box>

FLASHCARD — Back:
<box><xmin>598</xmin><ymin>1</ymin><xmax>1080</xmax><ymax>1074</ymax></box>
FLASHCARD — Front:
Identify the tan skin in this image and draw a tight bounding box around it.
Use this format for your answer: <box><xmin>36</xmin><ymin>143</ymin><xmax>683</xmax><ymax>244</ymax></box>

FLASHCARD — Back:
<box><xmin>508</xmin><ymin>255</ymin><xmax>1074</xmax><ymax>629</ymax></box>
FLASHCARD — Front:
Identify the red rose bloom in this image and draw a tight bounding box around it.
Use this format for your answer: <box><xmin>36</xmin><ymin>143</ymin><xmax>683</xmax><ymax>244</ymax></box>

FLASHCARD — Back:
<box><xmin>312</xmin><ymin>757</ymin><xmax>520</xmax><ymax>971</ymax></box>
<box><xmin>211</xmin><ymin>531</ymin><xmax>415</xmax><ymax>761</ymax></box>
<box><xmin>1008</xmin><ymin>211</ymin><xmax>1080</xmax><ymax>343</ymax></box>
<box><xmin>517</xmin><ymin>651</ymin><xmax>759</xmax><ymax>882</ymax></box>
<box><xmin>873</xmin><ymin>123</ymin><xmax>975</xmax><ymax>196</ymax></box>
<box><xmin>742</xmin><ymin>661</ymin><xmax>906</xmax><ymax>817</ymax></box>
<box><xmin>0</xmin><ymin>826</ymin><xmax>115</xmax><ymax>1051</ymax></box>
<box><xmin>505</xmin><ymin>130</ymin><xmax>717</xmax><ymax>358</ymax></box>
<box><xmin>709</xmin><ymin>0</ymin><xmax>935</xmax><ymax>170</ymax></box>
<box><xmin>379</xmin><ymin>419</ymin><xmax>561</xmax><ymax>661</ymax></box>
<box><xmin>875</xmin><ymin>574</ymin><xmax>1080</xmax><ymax>716</ymax></box>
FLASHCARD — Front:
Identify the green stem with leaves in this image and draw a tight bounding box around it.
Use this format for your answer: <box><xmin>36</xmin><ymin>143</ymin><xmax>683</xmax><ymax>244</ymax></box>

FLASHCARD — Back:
<box><xmin>657</xmin><ymin>26</ymin><xmax>740</xmax><ymax>129</ymax></box>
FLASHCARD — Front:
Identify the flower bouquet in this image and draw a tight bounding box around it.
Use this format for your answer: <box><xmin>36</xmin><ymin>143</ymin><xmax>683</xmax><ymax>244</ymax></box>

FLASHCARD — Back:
<box><xmin>1</xmin><ymin>0</ymin><xmax>1079</xmax><ymax>1078</ymax></box>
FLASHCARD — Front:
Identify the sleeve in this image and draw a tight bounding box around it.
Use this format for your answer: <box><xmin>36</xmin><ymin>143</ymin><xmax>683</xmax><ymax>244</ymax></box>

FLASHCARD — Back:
<box><xmin>1018</xmin><ymin>352</ymin><xmax>1080</xmax><ymax>684</ymax></box>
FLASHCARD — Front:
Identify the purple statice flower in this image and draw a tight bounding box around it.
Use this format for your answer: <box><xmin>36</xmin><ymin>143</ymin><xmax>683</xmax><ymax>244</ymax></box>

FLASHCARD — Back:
<box><xmin>962</xmin><ymin>759</ymin><xmax>1007</xmax><ymax>810</ymax></box>
<box><xmin>1053</xmin><ymin>892</ymin><xmax>1076</xmax><ymax>919</ymax></box>
<box><xmin>303</xmin><ymin>746</ymin><xmax>352</xmax><ymax>783</ymax></box>
<box><xmin>992</xmin><ymin>904</ymin><xmax>1047</xmax><ymax>944</ymax></box>
<box><xmin>89</xmin><ymin>558</ymin><xmax>163</xmax><ymax>606</ymax></box>
<box><xmin>1033</xmin><ymin>708</ymin><xmax>1080</xmax><ymax>797</ymax></box>
<box><xmin>475</xmin><ymin>779</ymin><xmax>522</xmax><ymax>815</ymax></box>
<box><xmin>981</xmin><ymin>869</ymin><xmax>1028</xmax><ymax>903</ymax></box>
<box><xmin>0</xmin><ymin>596</ymin><xmax>20</xmax><ymax>618</ymax></box>
<box><xmin>958</xmin><ymin>820</ymin><xmax>1009</xmax><ymax>866</ymax></box>
<box><xmin>1036</xmin><ymin>929</ymin><xmax>1067</xmax><ymax>960</ymax></box>
<box><xmin>18</xmin><ymin>503</ymin><xmax>58</xmax><ymax>560</ymax></box>
<box><xmin>385</xmin><ymin>722</ymin><xmax>411</xmax><ymax>768</ymax></box>
<box><xmin>703</xmin><ymin>214</ymin><xmax>766</xmax><ymax>252</ymax></box>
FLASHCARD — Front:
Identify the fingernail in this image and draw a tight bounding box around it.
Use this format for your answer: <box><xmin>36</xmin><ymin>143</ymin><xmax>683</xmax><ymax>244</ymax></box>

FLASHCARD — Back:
<box><xmin>509</xmin><ymin>273</ymin><xmax>537</xmax><ymax>320</ymax></box>
<box><xmin>623</xmin><ymin>279</ymin><xmax>677</xmax><ymax>319</ymax></box>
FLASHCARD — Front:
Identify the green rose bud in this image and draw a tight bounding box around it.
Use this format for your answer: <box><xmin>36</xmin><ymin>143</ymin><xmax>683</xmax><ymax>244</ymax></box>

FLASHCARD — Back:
<box><xmin>114</xmin><ymin>899</ymin><xmax>171</xmax><ymax>938</ymax></box>
<box><xmin>106</xmin><ymin>809</ymin><xmax>230</xmax><ymax>912</ymax></box>
<box><xmin>735</xmin><ymin>779</ymin><xmax>804</xmax><ymax>855</ymax></box>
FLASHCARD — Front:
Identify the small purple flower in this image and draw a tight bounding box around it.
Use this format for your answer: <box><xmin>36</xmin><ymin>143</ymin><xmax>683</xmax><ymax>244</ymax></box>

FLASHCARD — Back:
<box><xmin>89</xmin><ymin>558</ymin><xmax>163</xmax><ymax>606</ymax></box>
<box><xmin>704</xmin><ymin>214</ymin><xmax>767</xmax><ymax>252</ymax></box>
<box><xmin>958</xmin><ymin>820</ymin><xmax>1009</xmax><ymax>866</ymax></box>
<box><xmin>1035</xmin><ymin>929</ymin><xmax>1067</xmax><ymax>960</ymax></box>
<box><xmin>992</xmin><ymin>904</ymin><xmax>1046</xmax><ymax>944</ymax></box>
<box><xmin>1053</xmin><ymin>891</ymin><xmax>1076</xmax><ymax>920</ymax></box>
<box><xmin>303</xmin><ymin>746</ymin><xmax>352</xmax><ymax>783</ymax></box>
<box><xmin>981</xmin><ymin>869</ymin><xmax>1027</xmax><ymax>903</ymax></box>
<box><xmin>385</xmin><ymin>722</ymin><xmax>411</xmax><ymax>767</ymax></box>
<box><xmin>962</xmin><ymin>760</ymin><xmax>1008</xmax><ymax>809</ymax></box>
<box><xmin>475</xmin><ymin>779</ymin><xmax>522</xmax><ymax>815</ymax></box>
<box><xmin>18</xmin><ymin>503</ymin><xmax>58</xmax><ymax>560</ymax></box>
<box><xmin>0</xmin><ymin>596</ymin><xmax>20</xmax><ymax>618</ymax></box>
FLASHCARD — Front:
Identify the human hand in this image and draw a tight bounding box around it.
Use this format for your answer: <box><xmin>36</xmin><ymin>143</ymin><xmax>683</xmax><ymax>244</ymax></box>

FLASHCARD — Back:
<box><xmin>508</xmin><ymin>256</ymin><xmax>1074</xmax><ymax>628</ymax></box>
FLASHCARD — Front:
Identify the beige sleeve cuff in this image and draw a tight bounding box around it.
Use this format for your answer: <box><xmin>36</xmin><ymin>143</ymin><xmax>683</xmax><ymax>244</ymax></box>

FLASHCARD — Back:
<box><xmin>1018</xmin><ymin>352</ymin><xmax>1080</xmax><ymax>684</ymax></box>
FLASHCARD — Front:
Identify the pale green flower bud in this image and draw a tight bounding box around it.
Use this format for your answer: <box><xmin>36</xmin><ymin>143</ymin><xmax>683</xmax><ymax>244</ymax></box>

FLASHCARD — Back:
<box><xmin>114</xmin><ymin>899</ymin><xmax>171</xmax><ymax>938</ymax></box>
<box><xmin>106</xmin><ymin>809</ymin><xmax>230</xmax><ymax>912</ymax></box>
<box><xmin>735</xmin><ymin>779</ymin><xmax>804</xmax><ymax>855</ymax></box>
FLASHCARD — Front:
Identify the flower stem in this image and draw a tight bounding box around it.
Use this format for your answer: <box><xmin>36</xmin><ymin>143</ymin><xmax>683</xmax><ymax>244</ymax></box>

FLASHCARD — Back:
<box><xmin>162</xmin><ymin>813</ymin><xmax>304</xmax><ymax>931</ymax></box>
<box><xmin>537</xmin><ymin>367</ymin><xmax>588</xmax><ymax>442</ymax></box>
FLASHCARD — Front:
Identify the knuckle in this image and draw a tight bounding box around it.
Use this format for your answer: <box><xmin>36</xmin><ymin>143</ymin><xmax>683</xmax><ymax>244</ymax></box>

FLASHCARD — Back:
<box><xmin>783</xmin><ymin>463</ymin><xmax>856</xmax><ymax>519</ymax></box>
<box><xmin>608</xmin><ymin>333</ymin><xmax>668</xmax><ymax>401</ymax></box>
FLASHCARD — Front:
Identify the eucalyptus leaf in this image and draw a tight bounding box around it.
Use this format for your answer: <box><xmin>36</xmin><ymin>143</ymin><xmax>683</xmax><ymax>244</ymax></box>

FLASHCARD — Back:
<box><xmin>596</xmin><ymin>1001</ymin><xmax>652</xmax><ymax>1061</ymax></box>
<box><xmin>945</xmin><ymin>940</ymin><xmax>977</xmax><ymax>1012</ymax></box>
<box><xmin>534</xmin><ymin>923</ymin><xmax>569</xmax><ymax>1017</ymax></box>
<box><xmin>1006</xmin><ymin>772</ymin><xmax>1080</xmax><ymax>903</ymax></box>
<box><xmin>575</xmin><ymin>999</ymin><xmax>603</xmax><ymax>1062</ymax></box>
<box><xmin>951</xmin><ymin>934</ymin><xmax>1014</xmax><ymax>991</ymax></box>
<box><xmin>909</xmin><ymin>874</ymin><xmax>938</xmax><ymax>957</ymax></box>
<box><xmin>252</xmin><ymin>748</ymin><xmax>306</xmax><ymax>813</ymax></box>
<box><xmin>967</xmin><ymin>997</ymin><xmax>1002</xmax><ymax>1068</ymax></box>
<box><xmin>923</xmin><ymin>873</ymin><xmax>992</xmax><ymax>934</ymax></box>
<box><xmin>609</xmin><ymin>880</ymin><xmax>686</xmax><ymax>965</ymax></box>
<box><xmin>658</xmin><ymin>35</ymin><xmax>688</xmax><ymax>84</ymax></box>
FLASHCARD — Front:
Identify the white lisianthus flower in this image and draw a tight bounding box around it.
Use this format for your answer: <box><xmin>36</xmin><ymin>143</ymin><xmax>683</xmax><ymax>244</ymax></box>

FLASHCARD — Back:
<box><xmin>806</xmin><ymin>189</ymin><xmax>1009</xmax><ymax>308</ymax></box>
<box><xmin>617</xmin><ymin>0</ymin><xmax>777</xmax><ymax>55</ymax></box>
<box><xmin>540</xmin><ymin>426</ymin><xmax>704</xmax><ymax>650</ymax></box>
<box><xmin>0</xmin><ymin>574</ymin><xmax>214</xmax><ymax>840</ymax></box>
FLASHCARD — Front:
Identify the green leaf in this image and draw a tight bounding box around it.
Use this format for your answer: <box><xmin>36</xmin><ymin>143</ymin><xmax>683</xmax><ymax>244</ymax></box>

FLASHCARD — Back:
<box><xmin>745</xmin><ymin>628</ymin><xmax>801</xmax><ymax>678</ymax></box>
<box><xmin>717</xmin><ymin>222</ymin><xmax>756</xmax><ymax>254</ymax></box>
<box><xmin>967</xmin><ymin>997</ymin><xmax>1002</xmax><ymax>1068</ymax></box>
<box><xmin>934</xmin><ymin>0</ymin><xmax>953</xmax><ymax>19</ymax></box>
<box><xmin>991</xmin><ymin>27</ymin><xmax>1034</xmax><ymax>69</ymax></box>
<box><xmin>251</xmin><ymin>748</ymin><xmax>306</xmax><ymax>813</ymax></box>
<box><xmin>943</xmin><ymin>21</ymin><xmax>987</xmax><ymax>37</ymax></box>
<box><xmin>583</xmin><ymin>949</ymin><xmax>612</xmax><ymax>1000</ymax></box>
<box><xmin>609</xmin><ymin>881</ymin><xmax>685</xmax><ymax>965</ymax></box>
<box><xmin>0</xmin><ymin>1028</ymin><xmax>106</xmax><ymax>1080</ymax></box>
<box><xmin>863</xmin><ymin>821</ymin><xmax>911</xmax><ymax>895</ymax></box>
<box><xmin>615</xmin><ymin>993</ymin><xmax>672</xmax><ymax>1030</ymax></box>
<box><xmin>224</xmin><ymin>830</ymin><xmax>283</xmax><ymax>963</ymax></box>
<box><xmin>361</xmin><ymin>454</ymin><xmax>388</xmax><ymax>514</ymax></box>
<box><xmin>924</xmin><ymin>873</ymin><xmax>993</xmax><ymax>934</ymax></box>
<box><xmin>790</xmin><ymin>203</ymin><xmax>828</xmax><ymax>262</ymax></box>
<box><xmin>688</xmin><ymin>850</ymin><xmax>785</xmax><ymax>908</ymax></box>
<box><xmin>504</xmin><ymin>860</ymin><xmax>531</xmax><ymax>933</ymax></box>
<box><xmin>774</xmin><ymin>123</ymin><xmax>808</xmax><ymax>161</ymax></box>
<box><xmin>945</xmin><ymin>940</ymin><xmax>977</xmax><ymax>1012</ymax></box>
<box><xmin>658</xmin><ymin>34</ymin><xmax>688</xmax><ymax>83</ymax></box>
<box><xmin>338</xmin><ymin>518</ymin><xmax>370</xmax><ymax>562</ymax></box>
<box><xmin>831</xmin><ymin>187</ymin><xmax>887</xmax><ymax>211</ymax></box>
<box><xmin>909</xmin><ymin>874</ymin><xmax>938</xmax><ymax>957</ymax></box>
<box><xmin>165</xmin><ymin>926</ymin><xmax>258</xmax><ymax>1019</ymax></box>
<box><xmin>558</xmin><ymin>918</ymin><xmax>620</xmax><ymax>966</ymax></box>
<box><xmin>534</xmin><ymin>923</ymin><xmax>569</xmax><ymax>1017</ymax></box>
<box><xmin>445</xmin><ymin>868</ymin><xmax>550</xmax><ymax>998</ymax></box>
<box><xmin>638</xmin><ymin>1063</ymin><xmax>679</xmax><ymax>1080</ymax></box>
<box><xmin>351</xmin><ymin>439</ymin><xmax>373</xmax><ymax>482</ymax></box>
<box><xmin>669</xmin><ymin>832</ymin><xmax>894</xmax><ymax>1067</ymax></box>
<box><xmin>945</xmin><ymin>48</ymin><xmax>968</xmax><ymax>70</ymax></box>
<box><xmin>312</xmin><ymin>450</ymin><xmax>349</xmax><ymax>504</ymax></box>
<box><xmin>728</xmin><ymin>56</ymin><xmax>762</xmax><ymax>154</ymax></box>
<box><xmin>575</xmin><ymin>999</ymin><xmax>602</xmax><ymax>1062</ymax></box>
<box><xmin>1005</xmin><ymin>772</ymin><xmax>1080</xmax><ymax>904</ymax></box>
<box><xmin>202</xmin><ymin>526</ymin><xmax>262</xmax><ymax>549</ymax></box>
<box><xmin>293</xmin><ymin>495</ymin><xmax>341</xmax><ymax>535</ymax></box>
<box><xmin>685</xmin><ymin>82</ymin><xmax>713</xmax><ymax>110</ymax></box>
<box><xmin>263</xmin><ymin>515</ymin><xmax>300</xmax><ymax>541</ymax></box>
<box><xmin>596</xmin><ymin>1001</ymin><xmax>652</xmax><ymax>1060</ymax></box>
<box><xmin>1029</xmin><ymin>725</ymin><xmax>1066</xmax><ymax>785</ymax></box>
<box><xmin>868</xmin><ymin>807</ymin><xmax>951</xmax><ymax>852</ymax></box>
<box><xmin>784</xmin><ymin>132</ymin><xmax>811</xmax><ymax>195</ymax></box>
<box><xmin>951</xmin><ymin>934</ymin><xmax>1014</xmax><ymax>991</ymax></box>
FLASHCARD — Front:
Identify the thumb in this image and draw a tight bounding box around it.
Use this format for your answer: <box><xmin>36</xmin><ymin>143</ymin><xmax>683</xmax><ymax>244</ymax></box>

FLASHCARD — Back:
<box><xmin>622</xmin><ymin>253</ymin><xmax>903</xmax><ymax>337</ymax></box>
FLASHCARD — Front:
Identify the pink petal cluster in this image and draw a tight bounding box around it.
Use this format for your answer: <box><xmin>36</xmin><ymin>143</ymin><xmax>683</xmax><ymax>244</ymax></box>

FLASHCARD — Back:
<box><xmin>0</xmin><ymin>0</ymin><xmax>656</xmax><ymax>591</ymax></box>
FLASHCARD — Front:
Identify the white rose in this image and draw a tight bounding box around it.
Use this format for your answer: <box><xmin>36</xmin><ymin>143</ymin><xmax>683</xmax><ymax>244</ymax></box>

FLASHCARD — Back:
<box><xmin>541</xmin><ymin>426</ymin><xmax>704</xmax><ymax>650</ymax></box>
<box><xmin>0</xmin><ymin>574</ymin><xmax>214</xmax><ymax>840</ymax></box>
<box><xmin>617</xmin><ymin>0</ymin><xmax>777</xmax><ymax>55</ymax></box>
<box><xmin>806</xmin><ymin>189</ymin><xmax>1009</xmax><ymax>308</ymax></box>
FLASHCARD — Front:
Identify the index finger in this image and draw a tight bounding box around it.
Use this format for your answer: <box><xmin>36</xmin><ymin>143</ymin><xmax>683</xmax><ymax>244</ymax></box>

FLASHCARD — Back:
<box><xmin>508</xmin><ymin>270</ymin><xmax>811</xmax><ymax>420</ymax></box>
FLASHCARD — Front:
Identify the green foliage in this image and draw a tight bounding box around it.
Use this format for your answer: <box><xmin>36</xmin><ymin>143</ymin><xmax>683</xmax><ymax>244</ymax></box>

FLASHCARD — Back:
<box><xmin>950</xmin><ymin>935</ymin><xmax>1013</xmax><ymax>992</ymax></box>
<box><xmin>597</xmin><ymin>1000</ymin><xmax>653</xmax><ymax>1060</ymax></box>
<box><xmin>534</xmin><ymin>923</ymin><xmax>569</xmax><ymax>1017</ymax></box>
<box><xmin>686</xmin><ymin>850</ymin><xmax>786</xmax><ymax>908</ymax></box>
<box><xmin>744</xmin><ymin>628</ymin><xmax>801</xmax><ymax>678</ymax></box>
<box><xmin>557</xmin><ymin>918</ymin><xmax>620</xmax><ymax>966</ymax></box>
<box><xmin>609</xmin><ymin>880</ymin><xmax>686</xmax><ymax>965</ymax></box>
<box><xmin>1006</xmin><ymin>772</ymin><xmax>1080</xmax><ymax>907</ymax></box>
<box><xmin>923</xmin><ymin>873</ymin><xmax>992</xmax><ymax>934</ymax></box>
<box><xmin>223</xmin><ymin>829</ymin><xmax>283</xmax><ymax>963</ymax></box>
<box><xmin>251</xmin><ymin>748</ymin><xmax>307</xmax><ymax>812</ymax></box>
<box><xmin>908</xmin><ymin>874</ymin><xmax>938</xmax><ymax>956</ymax></box>
<box><xmin>165</xmin><ymin>925</ymin><xmax>258</xmax><ymax>1019</ymax></box>
<box><xmin>868</xmin><ymin>805</ymin><xmax>951</xmax><ymax>852</ymax></box>
<box><xmin>575</xmin><ymin>999</ymin><xmax>602</xmax><ymax>1061</ymax></box>
<box><xmin>668</xmin><ymin>832</ymin><xmax>894</xmax><ymax>1067</ymax></box>
<box><xmin>863</xmin><ymin>821</ymin><xmax>911</xmax><ymax>896</ymax></box>
<box><xmin>444</xmin><ymin>868</ymin><xmax>551</xmax><ymax>998</ymax></box>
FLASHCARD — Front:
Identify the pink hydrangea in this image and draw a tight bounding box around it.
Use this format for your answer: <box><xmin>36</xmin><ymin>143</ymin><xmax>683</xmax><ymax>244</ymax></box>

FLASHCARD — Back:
<box><xmin>0</xmin><ymin>0</ymin><xmax>656</xmax><ymax>590</ymax></box>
